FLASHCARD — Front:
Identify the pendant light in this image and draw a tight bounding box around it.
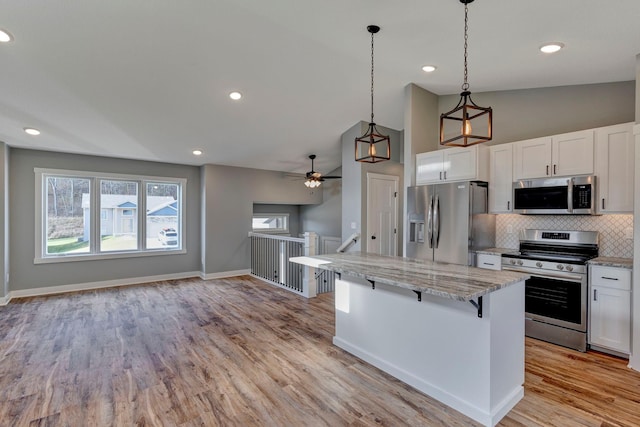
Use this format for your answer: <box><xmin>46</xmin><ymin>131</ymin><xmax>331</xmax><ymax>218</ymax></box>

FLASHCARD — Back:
<box><xmin>440</xmin><ymin>0</ymin><xmax>492</xmax><ymax>147</ymax></box>
<box><xmin>355</xmin><ymin>25</ymin><xmax>391</xmax><ymax>163</ymax></box>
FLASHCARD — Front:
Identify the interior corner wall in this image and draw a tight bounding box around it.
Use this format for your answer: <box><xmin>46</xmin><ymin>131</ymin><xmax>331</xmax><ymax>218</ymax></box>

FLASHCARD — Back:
<box><xmin>300</xmin><ymin>166</ymin><xmax>342</xmax><ymax>238</ymax></box>
<box><xmin>8</xmin><ymin>148</ymin><xmax>202</xmax><ymax>291</ymax></box>
<box><xmin>0</xmin><ymin>143</ymin><xmax>8</xmax><ymax>299</ymax></box>
<box><xmin>200</xmin><ymin>164</ymin><xmax>321</xmax><ymax>275</ymax></box>
<box><xmin>437</xmin><ymin>81</ymin><xmax>635</xmax><ymax>146</ymax></box>
<box><xmin>630</xmin><ymin>54</ymin><xmax>640</xmax><ymax>371</ymax></box>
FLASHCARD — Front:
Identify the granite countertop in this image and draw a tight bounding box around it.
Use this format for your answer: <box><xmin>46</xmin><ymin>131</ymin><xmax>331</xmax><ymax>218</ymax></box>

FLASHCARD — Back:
<box><xmin>291</xmin><ymin>252</ymin><xmax>529</xmax><ymax>302</ymax></box>
<box><xmin>588</xmin><ymin>257</ymin><xmax>633</xmax><ymax>269</ymax></box>
<box><xmin>476</xmin><ymin>247</ymin><xmax>519</xmax><ymax>256</ymax></box>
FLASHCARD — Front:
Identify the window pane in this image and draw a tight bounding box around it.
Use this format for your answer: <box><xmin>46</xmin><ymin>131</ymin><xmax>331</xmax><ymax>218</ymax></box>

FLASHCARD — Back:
<box><xmin>252</xmin><ymin>214</ymin><xmax>288</xmax><ymax>232</ymax></box>
<box><xmin>46</xmin><ymin>177</ymin><xmax>91</xmax><ymax>255</ymax></box>
<box><xmin>100</xmin><ymin>180</ymin><xmax>138</xmax><ymax>252</ymax></box>
<box><xmin>146</xmin><ymin>182</ymin><xmax>180</xmax><ymax>249</ymax></box>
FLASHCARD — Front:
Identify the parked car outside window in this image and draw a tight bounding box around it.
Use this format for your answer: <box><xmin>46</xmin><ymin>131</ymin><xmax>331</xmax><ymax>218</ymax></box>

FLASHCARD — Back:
<box><xmin>158</xmin><ymin>228</ymin><xmax>178</xmax><ymax>246</ymax></box>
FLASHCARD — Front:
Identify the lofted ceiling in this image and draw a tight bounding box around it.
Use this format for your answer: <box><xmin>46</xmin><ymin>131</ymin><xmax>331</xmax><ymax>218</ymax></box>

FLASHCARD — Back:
<box><xmin>1</xmin><ymin>0</ymin><xmax>639</xmax><ymax>175</ymax></box>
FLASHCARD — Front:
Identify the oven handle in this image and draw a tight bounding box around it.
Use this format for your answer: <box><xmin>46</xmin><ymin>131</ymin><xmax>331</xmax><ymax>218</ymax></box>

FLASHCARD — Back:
<box><xmin>502</xmin><ymin>266</ymin><xmax>584</xmax><ymax>282</ymax></box>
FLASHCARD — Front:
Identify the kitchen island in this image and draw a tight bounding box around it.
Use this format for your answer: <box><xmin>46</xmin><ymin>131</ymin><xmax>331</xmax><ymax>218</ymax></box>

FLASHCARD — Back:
<box><xmin>291</xmin><ymin>252</ymin><xmax>529</xmax><ymax>427</ymax></box>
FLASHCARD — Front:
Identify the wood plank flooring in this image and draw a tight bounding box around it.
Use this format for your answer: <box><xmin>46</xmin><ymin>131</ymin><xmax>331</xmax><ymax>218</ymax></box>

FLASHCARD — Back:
<box><xmin>0</xmin><ymin>276</ymin><xmax>639</xmax><ymax>426</ymax></box>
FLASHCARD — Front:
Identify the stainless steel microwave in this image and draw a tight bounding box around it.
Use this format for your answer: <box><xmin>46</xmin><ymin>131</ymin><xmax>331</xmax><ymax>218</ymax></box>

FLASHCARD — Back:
<box><xmin>512</xmin><ymin>175</ymin><xmax>597</xmax><ymax>214</ymax></box>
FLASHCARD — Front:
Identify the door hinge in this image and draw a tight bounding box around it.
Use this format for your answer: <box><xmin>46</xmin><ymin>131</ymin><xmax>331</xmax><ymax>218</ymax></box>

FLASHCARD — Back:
<box><xmin>394</xmin><ymin>192</ymin><xmax>397</xmax><ymax>197</ymax></box>
<box><xmin>394</xmin><ymin>228</ymin><xmax>397</xmax><ymax>234</ymax></box>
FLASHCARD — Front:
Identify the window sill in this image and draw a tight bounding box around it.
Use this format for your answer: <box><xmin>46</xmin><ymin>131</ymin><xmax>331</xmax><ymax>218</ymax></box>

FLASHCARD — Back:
<box><xmin>34</xmin><ymin>248</ymin><xmax>187</xmax><ymax>264</ymax></box>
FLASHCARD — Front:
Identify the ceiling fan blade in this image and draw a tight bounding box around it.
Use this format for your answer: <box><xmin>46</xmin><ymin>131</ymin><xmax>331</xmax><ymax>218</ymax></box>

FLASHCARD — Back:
<box><xmin>321</xmin><ymin>175</ymin><xmax>341</xmax><ymax>179</ymax></box>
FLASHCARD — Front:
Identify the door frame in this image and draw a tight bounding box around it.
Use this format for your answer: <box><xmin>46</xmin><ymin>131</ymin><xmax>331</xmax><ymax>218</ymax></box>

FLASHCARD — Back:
<box><xmin>366</xmin><ymin>172</ymin><xmax>399</xmax><ymax>256</ymax></box>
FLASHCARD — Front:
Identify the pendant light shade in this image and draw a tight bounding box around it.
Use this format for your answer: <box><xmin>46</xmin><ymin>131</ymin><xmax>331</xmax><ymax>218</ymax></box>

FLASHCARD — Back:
<box><xmin>355</xmin><ymin>25</ymin><xmax>391</xmax><ymax>163</ymax></box>
<box><xmin>440</xmin><ymin>0</ymin><xmax>492</xmax><ymax>147</ymax></box>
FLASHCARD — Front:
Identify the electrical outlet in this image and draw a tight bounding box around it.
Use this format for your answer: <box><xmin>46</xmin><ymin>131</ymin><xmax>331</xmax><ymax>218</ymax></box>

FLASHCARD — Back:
<box><xmin>351</xmin><ymin>222</ymin><xmax>357</xmax><ymax>230</ymax></box>
<box><xmin>625</xmin><ymin>227</ymin><xmax>634</xmax><ymax>240</ymax></box>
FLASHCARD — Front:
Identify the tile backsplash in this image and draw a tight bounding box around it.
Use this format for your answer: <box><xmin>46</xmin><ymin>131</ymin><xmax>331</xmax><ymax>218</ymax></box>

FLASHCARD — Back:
<box><xmin>495</xmin><ymin>214</ymin><xmax>633</xmax><ymax>258</ymax></box>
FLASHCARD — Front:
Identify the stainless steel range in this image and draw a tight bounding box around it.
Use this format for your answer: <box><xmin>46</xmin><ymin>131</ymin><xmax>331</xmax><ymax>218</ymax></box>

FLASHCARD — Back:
<box><xmin>501</xmin><ymin>230</ymin><xmax>599</xmax><ymax>352</ymax></box>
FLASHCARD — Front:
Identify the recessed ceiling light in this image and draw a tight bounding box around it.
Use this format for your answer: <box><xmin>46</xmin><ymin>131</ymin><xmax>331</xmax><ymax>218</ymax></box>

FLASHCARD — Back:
<box><xmin>24</xmin><ymin>127</ymin><xmax>41</xmax><ymax>136</ymax></box>
<box><xmin>421</xmin><ymin>65</ymin><xmax>437</xmax><ymax>73</ymax></box>
<box><xmin>540</xmin><ymin>43</ymin><xmax>564</xmax><ymax>54</ymax></box>
<box><xmin>229</xmin><ymin>91</ymin><xmax>242</xmax><ymax>100</ymax></box>
<box><xmin>0</xmin><ymin>29</ymin><xmax>13</xmax><ymax>43</ymax></box>
<box><xmin>192</xmin><ymin>149</ymin><xmax>203</xmax><ymax>156</ymax></box>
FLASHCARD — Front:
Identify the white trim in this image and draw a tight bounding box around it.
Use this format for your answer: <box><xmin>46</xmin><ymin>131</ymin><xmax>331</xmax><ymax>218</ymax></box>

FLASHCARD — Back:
<box><xmin>633</xmin><ymin>123</ymin><xmax>640</xmax><ymax>135</ymax></box>
<box><xmin>5</xmin><ymin>271</ymin><xmax>201</xmax><ymax>301</ymax></box>
<box><xmin>34</xmin><ymin>247</ymin><xmax>188</xmax><ymax>264</ymax></box>
<box><xmin>200</xmin><ymin>269</ymin><xmax>251</xmax><ymax>280</ymax></box>
<box><xmin>0</xmin><ymin>295</ymin><xmax>9</xmax><ymax>306</ymax></box>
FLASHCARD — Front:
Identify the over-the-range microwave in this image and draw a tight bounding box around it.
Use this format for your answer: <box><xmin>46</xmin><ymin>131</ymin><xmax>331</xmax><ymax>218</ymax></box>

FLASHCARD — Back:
<box><xmin>512</xmin><ymin>175</ymin><xmax>597</xmax><ymax>215</ymax></box>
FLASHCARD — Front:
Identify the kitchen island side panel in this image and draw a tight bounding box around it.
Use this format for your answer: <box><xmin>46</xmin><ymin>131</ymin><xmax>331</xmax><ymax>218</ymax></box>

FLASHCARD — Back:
<box><xmin>333</xmin><ymin>275</ymin><xmax>524</xmax><ymax>427</ymax></box>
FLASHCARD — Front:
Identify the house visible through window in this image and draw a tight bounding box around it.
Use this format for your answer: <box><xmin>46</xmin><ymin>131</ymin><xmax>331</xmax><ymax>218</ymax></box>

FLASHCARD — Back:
<box><xmin>35</xmin><ymin>169</ymin><xmax>186</xmax><ymax>262</ymax></box>
<box><xmin>252</xmin><ymin>213</ymin><xmax>289</xmax><ymax>234</ymax></box>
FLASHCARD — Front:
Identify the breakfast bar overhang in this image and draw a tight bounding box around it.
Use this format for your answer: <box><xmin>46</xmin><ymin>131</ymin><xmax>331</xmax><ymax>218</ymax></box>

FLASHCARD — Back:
<box><xmin>291</xmin><ymin>252</ymin><xmax>530</xmax><ymax>427</ymax></box>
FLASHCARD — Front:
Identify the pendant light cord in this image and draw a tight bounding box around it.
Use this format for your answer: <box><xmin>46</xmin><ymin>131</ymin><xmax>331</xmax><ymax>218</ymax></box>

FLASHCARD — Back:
<box><xmin>462</xmin><ymin>2</ymin><xmax>469</xmax><ymax>92</ymax></box>
<box><xmin>370</xmin><ymin>29</ymin><xmax>375</xmax><ymax>123</ymax></box>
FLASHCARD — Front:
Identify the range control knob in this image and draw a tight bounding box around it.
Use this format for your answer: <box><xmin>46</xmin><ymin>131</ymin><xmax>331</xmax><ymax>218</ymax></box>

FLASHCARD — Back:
<box><xmin>557</xmin><ymin>264</ymin><xmax>564</xmax><ymax>270</ymax></box>
<box><xmin>536</xmin><ymin>262</ymin><xmax>543</xmax><ymax>268</ymax></box>
<box><xmin>566</xmin><ymin>265</ymin><xmax>574</xmax><ymax>272</ymax></box>
<box><xmin>510</xmin><ymin>259</ymin><xmax>516</xmax><ymax>265</ymax></box>
<box><xmin>517</xmin><ymin>260</ymin><xmax>524</xmax><ymax>266</ymax></box>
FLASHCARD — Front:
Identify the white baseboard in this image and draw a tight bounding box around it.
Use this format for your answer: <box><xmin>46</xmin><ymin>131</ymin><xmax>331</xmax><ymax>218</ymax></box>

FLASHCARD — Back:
<box><xmin>0</xmin><ymin>295</ymin><xmax>10</xmax><ymax>306</ymax></box>
<box><xmin>200</xmin><ymin>269</ymin><xmax>250</xmax><ymax>280</ymax></box>
<box><xmin>6</xmin><ymin>271</ymin><xmax>201</xmax><ymax>302</ymax></box>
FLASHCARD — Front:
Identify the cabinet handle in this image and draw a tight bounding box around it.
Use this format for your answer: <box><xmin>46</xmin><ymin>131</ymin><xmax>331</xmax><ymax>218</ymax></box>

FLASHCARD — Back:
<box><xmin>594</xmin><ymin>289</ymin><xmax>597</xmax><ymax>301</ymax></box>
<box><xmin>553</xmin><ymin>164</ymin><xmax>557</xmax><ymax>175</ymax></box>
<box><xmin>507</xmin><ymin>201</ymin><xmax>510</xmax><ymax>210</ymax></box>
<box><xmin>546</xmin><ymin>165</ymin><xmax>549</xmax><ymax>175</ymax></box>
<box><xmin>444</xmin><ymin>171</ymin><xmax>447</xmax><ymax>180</ymax></box>
<box><xmin>601</xmin><ymin>276</ymin><xmax>619</xmax><ymax>281</ymax></box>
<box><xmin>602</xmin><ymin>198</ymin><xmax>605</xmax><ymax>210</ymax></box>
<box><xmin>483</xmin><ymin>262</ymin><xmax>495</xmax><ymax>266</ymax></box>
<box><xmin>440</xmin><ymin>171</ymin><xmax>442</xmax><ymax>180</ymax></box>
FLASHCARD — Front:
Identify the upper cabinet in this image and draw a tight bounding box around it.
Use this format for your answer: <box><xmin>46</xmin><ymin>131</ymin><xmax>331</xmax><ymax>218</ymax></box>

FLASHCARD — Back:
<box><xmin>416</xmin><ymin>145</ymin><xmax>489</xmax><ymax>185</ymax></box>
<box><xmin>489</xmin><ymin>144</ymin><xmax>513</xmax><ymax>213</ymax></box>
<box><xmin>513</xmin><ymin>130</ymin><xmax>594</xmax><ymax>180</ymax></box>
<box><xmin>595</xmin><ymin>123</ymin><xmax>634</xmax><ymax>213</ymax></box>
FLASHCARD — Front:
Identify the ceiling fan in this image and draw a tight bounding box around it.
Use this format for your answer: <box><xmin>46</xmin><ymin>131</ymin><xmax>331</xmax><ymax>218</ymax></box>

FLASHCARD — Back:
<box><xmin>304</xmin><ymin>154</ymin><xmax>341</xmax><ymax>188</ymax></box>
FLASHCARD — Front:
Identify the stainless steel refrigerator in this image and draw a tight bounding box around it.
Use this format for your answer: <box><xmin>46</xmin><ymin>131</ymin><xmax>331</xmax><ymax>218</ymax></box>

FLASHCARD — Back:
<box><xmin>406</xmin><ymin>182</ymin><xmax>495</xmax><ymax>266</ymax></box>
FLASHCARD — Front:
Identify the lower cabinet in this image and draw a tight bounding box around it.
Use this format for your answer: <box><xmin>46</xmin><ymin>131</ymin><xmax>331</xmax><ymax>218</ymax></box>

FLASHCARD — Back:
<box><xmin>588</xmin><ymin>265</ymin><xmax>632</xmax><ymax>355</ymax></box>
<box><xmin>477</xmin><ymin>253</ymin><xmax>501</xmax><ymax>270</ymax></box>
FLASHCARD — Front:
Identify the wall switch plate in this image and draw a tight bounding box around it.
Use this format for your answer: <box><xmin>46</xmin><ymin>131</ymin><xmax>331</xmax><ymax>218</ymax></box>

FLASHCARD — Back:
<box><xmin>625</xmin><ymin>227</ymin><xmax>634</xmax><ymax>240</ymax></box>
<box><xmin>351</xmin><ymin>222</ymin><xmax>357</xmax><ymax>230</ymax></box>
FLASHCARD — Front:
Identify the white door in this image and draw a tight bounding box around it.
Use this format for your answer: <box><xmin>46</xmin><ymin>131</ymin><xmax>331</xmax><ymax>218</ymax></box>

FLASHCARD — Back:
<box><xmin>367</xmin><ymin>173</ymin><xmax>399</xmax><ymax>256</ymax></box>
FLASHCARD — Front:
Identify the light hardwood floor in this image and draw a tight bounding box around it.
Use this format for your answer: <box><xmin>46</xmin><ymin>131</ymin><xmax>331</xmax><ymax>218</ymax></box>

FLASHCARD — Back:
<box><xmin>1</xmin><ymin>276</ymin><xmax>639</xmax><ymax>426</ymax></box>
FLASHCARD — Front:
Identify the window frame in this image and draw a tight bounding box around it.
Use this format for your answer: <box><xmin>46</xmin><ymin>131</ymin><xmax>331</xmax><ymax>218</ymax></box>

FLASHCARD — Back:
<box><xmin>251</xmin><ymin>213</ymin><xmax>290</xmax><ymax>234</ymax></box>
<box><xmin>35</xmin><ymin>168</ymin><xmax>187</xmax><ymax>264</ymax></box>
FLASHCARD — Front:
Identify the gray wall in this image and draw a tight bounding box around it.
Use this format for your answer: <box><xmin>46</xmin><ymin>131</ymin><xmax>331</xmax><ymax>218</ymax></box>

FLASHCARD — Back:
<box><xmin>438</xmin><ymin>81</ymin><xmax>635</xmax><ymax>146</ymax></box>
<box><xmin>300</xmin><ymin>166</ymin><xmax>342</xmax><ymax>238</ymax></box>
<box><xmin>341</xmin><ymin>121</ymin><xmax>404</xmax><ymax>253</ymax></box>
<box><xmin>403</xmin><ymin>83</ymin><xmax>439</xmax><ymax>187</ymax></box>
<box><xmin>9</xmin><ymin>148</ymin><xmax>201</xmax><ymax>291</ymax></box>
<box><xmin>201</xmin><ymin>164</ymin><xmax>321</xmax><ymax>275</ymax></box>
<box><xmin>253</xmin><ymin>203</ymin><xmax>301</xmax><ymax>237</ymax></box>
<box><xmin>1</xmin><ymin>143</ymin><xmax>8</xmax><ymax>298</ymax></box>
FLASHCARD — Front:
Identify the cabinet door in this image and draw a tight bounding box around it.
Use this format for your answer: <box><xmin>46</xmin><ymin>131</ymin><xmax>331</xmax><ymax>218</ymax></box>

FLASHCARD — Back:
<box><xmin>444</xmin><ymin>146</ymin><xmax>477</xmax><ymax>181</ymax></box>
<box><xmin>595</xmin><ymin>123</ymin><xmax>634</xmax><ymax>213</ymax></box>
<box><xmin>590</xmin><ymin>285</ymin><xmax>631</xmax><ymax>354</ymax></box>
<box><xmin>489</xmin><ymin>144</ymin><xmax>513</xmax><ymax>213</ymax></box>
<box><xmin>416</xmin><ymin>151</ymin><xmax>444</xmax><ymax>185</ymax></box>
<box><xmin>552</xmin><ymin>130</ymin><xmax>594</xmax><ymax>176</ymax></box>
<box><xmin>513</xmin><ymin>137</ymin><xmax>552</xmax><ymax>179</ymax></box>
<box><xmin>476</xmin><ymin>254</ymin><xmax>501</xmax><ymax>270</ymax></box>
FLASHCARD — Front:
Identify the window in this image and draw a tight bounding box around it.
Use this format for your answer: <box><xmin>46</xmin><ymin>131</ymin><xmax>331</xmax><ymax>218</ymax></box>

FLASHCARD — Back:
<box><xmin>252</xmin><ymin>213</ymin><xmax>289</xmax><ymax>234</ymax></box>
<box><xmin>35</xmin><ymin>169</ymin><xmax>186</xmax><ymax>263</ymax></box>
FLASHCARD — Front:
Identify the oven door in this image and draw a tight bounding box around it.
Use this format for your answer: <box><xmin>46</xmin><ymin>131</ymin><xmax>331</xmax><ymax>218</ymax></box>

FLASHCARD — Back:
<box><xmin>524</xmin><ymin>272</ymin><xmax>587</xmax><ymax>332</ymax></box>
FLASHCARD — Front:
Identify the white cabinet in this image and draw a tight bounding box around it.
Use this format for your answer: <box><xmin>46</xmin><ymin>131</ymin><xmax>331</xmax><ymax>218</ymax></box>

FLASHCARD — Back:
<box><xmin>589</xmin><ymin>265</ymin><xmax>632</xmax><ymax>355</ymax></box>
<box><xmin>595</xmin><ymin>123</ymin><xmax>634</xmax><ymax>213</ymax></box>
<box><xmin>416</xmin><ymin>145</ymin><xmax>489</xmax><ymax>185</ymax></box>
<box><xmin>513</xmin><ymin>130</ymin><xmax>594</xmax><ymax>180</ymax></box>
<box><xmin>476</xmin><ymin>253</ymin><xmax>501</xmax><ymax>270</ymax></box>
<box><xmin>489</xmin><ymin>144</ymin><xmax>513</xmax><ymax>213</ymax></box>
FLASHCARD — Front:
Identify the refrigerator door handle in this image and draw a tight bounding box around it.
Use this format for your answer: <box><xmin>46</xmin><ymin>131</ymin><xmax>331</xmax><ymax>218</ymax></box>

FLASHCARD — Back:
<box><xmin>434</xmin><ymin>194</ymin><xmax>440</xmax><ymax>248</ymax></box>
<box><xmin>427</xmin><ymin>195</ymin><xmax>434</xmax><ymax>248</ymax></box>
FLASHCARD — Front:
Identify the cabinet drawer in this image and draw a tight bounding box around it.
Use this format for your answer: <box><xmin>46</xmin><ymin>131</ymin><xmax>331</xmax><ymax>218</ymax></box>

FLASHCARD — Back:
<box><xmin>590</xmin><ymin>266</ymin><xmax>631</xmax><ymax>290</ymax></box>
<box><xmin>477</xmin><ymin>254</ymin><xmax>501</xmax><ymax>270</ymax></box>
